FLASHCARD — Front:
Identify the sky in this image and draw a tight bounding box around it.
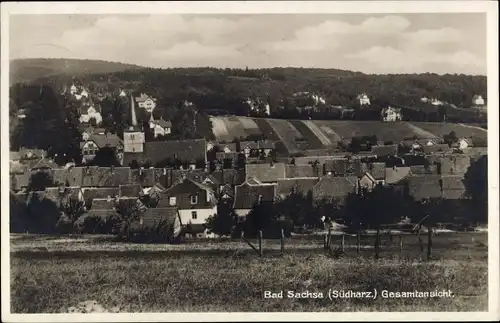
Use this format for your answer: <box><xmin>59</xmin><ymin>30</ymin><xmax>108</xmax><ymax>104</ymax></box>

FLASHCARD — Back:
<box><xmin>9</xmin><ymin>13</ymin><xmax>487</xmax><ymax>75</ymax></box>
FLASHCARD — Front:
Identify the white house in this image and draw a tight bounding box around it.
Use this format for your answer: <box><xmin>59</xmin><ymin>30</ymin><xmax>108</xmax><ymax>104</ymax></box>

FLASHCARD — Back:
<box><xmin>70</xmin><ymin>84</ymin><xmax>78</xmax><ymax>95</ymax></box>
<box><xmin>119</xmin><ymin>89</ymin><xmax>127</xmax><ymax>97</ymax></box>
<box><xmin>149</xmin><ymin>117</ymin><xmax>172</xmax><ymax>138</ymax></box>
<box><xmin>421</xmin><ymin>97</ymin><xmax>429</xmax><ymax>103</ymax></box>
<box><xmin>457</xmin><ymin>138</ymin><xmax>472</xmax><ymax>150</ymax></box>
<box><xmin>381</xmin><ymin>106</ymin><xmax>402</xmax><ymax>122</ymax></box>
<box><xmin>79</xmin><ymin>105</ymin><xmax>103</xmax><ymax>125</ymax></box>
<box><xmin>472</xmin><ymin>95</ymin><xmax>485</xmax><ymax>106</ymax></box>
<box><xmin>357</xmin><ymin>93</ymin><xmax>371</xmax><ymax>106</ymax></box>
<box><xmin>135</xmin><ymin>93</ymin><xmax>157</xmax><ymax>113</ymax></box>
<box><xmin>159</xmin><ymin>178</ymin><xmax>218</xmax><ymax>227</ymax></box>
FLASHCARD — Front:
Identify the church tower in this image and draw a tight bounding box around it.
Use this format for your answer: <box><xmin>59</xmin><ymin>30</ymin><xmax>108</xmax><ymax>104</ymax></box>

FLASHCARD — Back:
<box><xmin>123</xmin><ymin>94</ymin><xmax>145</xmax><ymax>153</ymax></box>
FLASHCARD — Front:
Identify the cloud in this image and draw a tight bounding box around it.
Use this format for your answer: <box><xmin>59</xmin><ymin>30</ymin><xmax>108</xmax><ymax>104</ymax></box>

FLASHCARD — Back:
<box><xmin>9</xmin><ymin>14</ymin><xmax>486</xmax><ymax>74</ymax></box>
<box><xmin>346</xmin><ymin>45</ymin><xmax>485</xmax><ymax>74</ymax></box>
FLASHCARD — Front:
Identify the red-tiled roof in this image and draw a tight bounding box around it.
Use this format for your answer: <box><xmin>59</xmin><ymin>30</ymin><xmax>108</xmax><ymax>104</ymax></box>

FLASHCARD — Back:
<box><xmin>83</xmin><ymin>133</ymin><xmax>122</xmax><ymax>149</ymax></box>
<box><xmin>371</xmin><ymin>145</ymin><xmax>398</xmax><ymax>157</ymax></box>
<box><xmin>119</xmin><ymin>184</ymin><xmax>142</xmax><ymax>197</ymax></box>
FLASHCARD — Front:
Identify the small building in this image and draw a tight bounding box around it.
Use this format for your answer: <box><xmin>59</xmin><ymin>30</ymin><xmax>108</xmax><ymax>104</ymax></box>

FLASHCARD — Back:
<box><xmin>149</xmin><ymin>117</ymin><xmax>172</xmax><ymax>138</ymax></box>
<box><xmin>472</xmin><ymin>95</ymin><xmax>485</xmax><ymax>106</ymax></box>
<box><xmin>381</xmin><ymin>106</ymin><xmax>402</xmax><ymax>122</ymax></box>
<box><xmin>277</xmin><ymin>177</ymin><xmax>319</xmax><ymax>199</ymax></box>
<box><xmin>233</xmin><ymin>181</ymin><xmax>277</xmax><ymax>217</ymax></box>
<box><xmin>240</xmin><ymin>140</ymin><xmax>275</xmax><ymax>158</ymax></box>
<box><xmin>135</xmin><ymin>93</ymin><xmax>157</xmax><ymax>113</ymax></box>
<box><xmin>356</xmin><ymin>93</ymin><xmax>371</xmax><ymax>106</ymax></box>
<box><xmin>79</xmin><ymin>104</ymin><xmax>103</xmax><ymax>125</ymax></box>
<box><xmin>80</xmin><ymin>133</ymin><xmax>123</xmax><ymax>164</ymax></box>
<box><xmin>158</xmin><ymin>177</ymin><xmax>217</xmax><ymax>228</ymax></box>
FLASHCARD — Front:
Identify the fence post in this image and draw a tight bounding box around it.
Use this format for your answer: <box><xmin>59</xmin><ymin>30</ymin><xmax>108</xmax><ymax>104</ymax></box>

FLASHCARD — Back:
<box><xmin>399</xmin><ymin>235</ymin><xmax>403</xmax><ymax>253</ymax></box>
<box><xmin>356</xmin><ymin>232</ymin><xmax>360</xmax><ymax>255</ymax></box>
<box><xmin>326</xmin><ymin>226</ymin><xmax>332</xmax><ymax>249</ymax></box>
<box><xmin>418</xmin><ymin>225</ymin><xmax>424</xmax><ymax>253</ymax></box>
<box><xmin>280</xmin><ymin>228</ymin><xmax>285</xmax><ymax>255</ymax></box>
<box><xmin>341</xmin><ymin>233</ymin><xmax>345</xmax><ymax>253</ymax></box>
<box><xmin>427</xmin><ymin>227</ymin><xmax>433</xmax><ymax>260</ymax></box>
<box><xmin>258</xmin><ymin>230</ymin><xmax>263</xmax><ymax>256</ymax></box>
<box><xmin>375</xmin><ymin>229</ymin><xmax>380</xmax><ymax>259</ymax></box>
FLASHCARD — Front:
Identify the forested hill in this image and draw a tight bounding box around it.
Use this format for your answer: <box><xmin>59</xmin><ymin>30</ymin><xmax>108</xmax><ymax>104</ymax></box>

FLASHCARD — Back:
<box><xmin>9</xmin><ymin>58</ymin><xmax>142</xmax><ymax>85</ymax></box>
<box><xmin>10</xmin><ymin>59</ymin><xmax>487</xmax><ymax>111</ymax></box>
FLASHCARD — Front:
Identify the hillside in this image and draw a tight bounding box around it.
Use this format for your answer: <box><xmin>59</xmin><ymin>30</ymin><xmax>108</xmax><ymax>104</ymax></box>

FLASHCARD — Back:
<box><xmin>9</xmin><ymin>58</ymin><xmax>487</xmax><ymax>111</ymax></box>
<box><xmin>9</xmin><ymin>58</ymin><xmax>142</xmax><ymax>85</ymax></box>
<box><xmin>210</xmin><ymin>116</ymin><xmax>488</xmax><ymax>156</ymax></box>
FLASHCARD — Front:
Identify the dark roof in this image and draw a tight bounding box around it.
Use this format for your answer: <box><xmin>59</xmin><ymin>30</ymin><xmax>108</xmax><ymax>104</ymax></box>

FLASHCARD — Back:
<box><xmin>241</xmin><ymin>140</ymin><xmax>275</xmax><ymax>150</ymax></box>
<box><xmin>371</xmin><ymin>145</ymin><xmax>398</xmax><ymax>157</ymax></box>
<box><xmin>83</xmin><ymin>187</ymin><xmax>120</xmax><ymax>205</ymax></box>
<box><xmin>233</xmin><ymin>183</ymin><xmax>277</xmax><ymax>209</ymax></box>
<box><xmin>67</xmin><ymin>167</ymin><xmax>85</xmax><ymax>186</ymax></box>
<box><xmin>119</xmin><ymin>184</ymin><xmax>142</xmax><ymax>197</ymax></box>
<box><xmin>151</xmin><ymin>118</ymin><xmax>172</xmax><ymax>129</ymax></box>
<box><xmin>86</xmin><ymin>209</ymin><xmax>117</xmax><ymax>219</ymax></box>
<box><xmin>423</xmin><ymin>144</ymin><xmax>451</xmax><ymax>155</ymax></box>
<box><xmin>215</xmin><ymin>151</ymin><xmax>238</xmax><ymax>161</ymax></box>
<box><xmin>10</xmin><ymin>173</ymin><xmax>29</xmax><ymax>191</ymax></box>
<box><xmin>385</xmin><ymin>167</ymin><xmax>411</xmax><ymax>184</ymax></box>
<box><xmin>32</xmin><ymin>158</ymin><xmax>58</xmax><ymax>170</ymax></box>
<box><xmin>206</xmin><ymin>169</ymin><xmax>245</xmax><ymax>186</ymax></box>
<box><xmin>125</xmin><ymin>139</ymin><xmax>206</xmax><ymax>165</ymax></box>
<box><xmin>323</xmin><ymin>159</ymin><xmax>350</xmax><ymax>176</ymax></box>
<box><xmin>410</xmin><ymin>165</ymin><xmax>439</xmax><ymax>175</ymax></box>
<box><xmin>439</xmin><ymin>155</ymin><xmax>472</xmax><ymax>174</ymax></box>
<box><xmin>285</xmin><ymin>164</ymin><xmax>315</xmax><ymax>178</ymax></box>
<box><xmin>10</xmin><ymin>161</ymin><xmax>27</xmax><ymax>174</ymax></box>
<box><xmin>82</xmin><ymin>166</ymin><xmax>114</xmax><ymax>187</ymax></box>
<box><xmin>139</xmin><ymin>207</ymin><xmax>179</xmax><ymax>228</ymax></box>
<box><xmin>408</xmin><ymin>175</ymin><xmax>442</xmax><ymax>201</ymax></box>
<box><xmin>82</xmin><ymin>133</ymin><xmax>122</xmax><ymax>149</ymax></box>
<box><xmin>369</xmin><ymin>162</ymin><xmax>386</xmax><ymax>180</ymax></box>
<box><xmin>130</xmin><ymin>168</ymin><xmax>156</xmax><ymax>187</ymax></box>
<box><xmin>312</xmin><ymin>175</ymin><xmax>358</xmax><ymax>201</ymax></box>
<box><xmin>441</xmin><ymin>175</ymin><xmax>466</xmax><ymax>200</ymax></box>
<box><xmin>90</xmin><ymin>198</ymin><xmax>116</xmax><ymax>210</ymax></box>
<box><xmin>159</xmin><ymin>178</ymin><xmax>216</xmax><ymax>209</ymax></box>
<box><xmin>245</xmin><ymin>163</ymin><xmax>286</xmax><ymax>183</ymax></box>
<box><xmin>277</xmin><ymin>177</ymin><xmax>319</xmax><ymax>197</ymax></box>
<box><xmin>53</xmin><ymin>168</ymin><xmax>69</xmax><ymax>185</ymax></box>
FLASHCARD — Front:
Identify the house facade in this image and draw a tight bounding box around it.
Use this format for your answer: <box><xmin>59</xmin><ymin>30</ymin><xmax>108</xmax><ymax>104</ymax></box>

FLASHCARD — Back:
<box><xmin>357</xmin><ymin>93</ymin><xmax>371</xmax><ymax>106</ymax></box>
<box><xmin>135</xmin><ymin>93</ymin><xmax>157</xmax><ymax>113</ymax></box>
<box><xmin>159</xmin><ymin>178</ymin><xmax>217</xmax><ymax>226</ymax></box>
<box><xmin>472</xmin><ymin>95</ymin><xmax>485</xmax><ymax>106</ymax></box>
<box><xmin>79</xmin><ymin>104</ymin><xmax>103</xmax><ymax>125</ymax></box>
<box><xmin>381</xmin><ymin>106</ymin><xmax>402</xmax><ymax>122</ymax></box>
<box><xmin>80</xmin><ymin>133</ymin><xmax>123</xmax><ymax>164</ymax></box>
<box><xmin>149</xmin><ymin>118</ymin><xmax>172</xmax><ymax>138</ymax></box>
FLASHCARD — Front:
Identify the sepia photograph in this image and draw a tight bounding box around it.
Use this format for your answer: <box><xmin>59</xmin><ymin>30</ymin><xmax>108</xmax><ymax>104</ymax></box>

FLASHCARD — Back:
<box><xmin>1</xmin><ymin>1</ymin><xmax>498</xmax><ymax>322</ymax></box>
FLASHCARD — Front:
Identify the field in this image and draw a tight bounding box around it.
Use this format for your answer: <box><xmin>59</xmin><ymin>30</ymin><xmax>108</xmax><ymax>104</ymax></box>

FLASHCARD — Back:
<box><xmin>209</xmin><ymin>116</ymin><xmax>488</xmax><ymax>154</ymax></box>
<box><xmin>10</xmin><ymin>232</ymin><xmax>488</xmax><ymax>313</ymax></box>
<box><xmin>410</xmin><ymin>122</ymin><xmax>487</xmax><ymax>140</ymax></box>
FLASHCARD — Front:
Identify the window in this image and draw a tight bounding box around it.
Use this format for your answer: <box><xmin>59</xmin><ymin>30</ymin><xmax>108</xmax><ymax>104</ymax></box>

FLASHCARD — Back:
<box><xmin>191</xmin><ymin>211</ymin><xmax>197</xmax><ymax>220</ymax></box>
<box><xmin>190</xmin><ymin>195</ymin><xmax>198</xmax><ymax>205</ymax></box>
<box><xmin>131</xmin><ymin>134</ymin><xmax>135</xmax><ymax>140</ymax></box>
<box><xmin>169</xmin><ymin>197</ymin><xmax>176</xmax><ymax>206</ymax></box>
<box><xmin>83</xmin><ymin>149</ymin><xmax>88</xmax><ymax>155</ymax></box>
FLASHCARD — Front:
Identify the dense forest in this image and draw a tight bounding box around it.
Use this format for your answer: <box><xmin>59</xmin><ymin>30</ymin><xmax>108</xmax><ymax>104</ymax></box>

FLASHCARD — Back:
<box><xmin>9</xmin><ymin>59</ymin><xmax>488</xmax><ymax>159</ymax></box>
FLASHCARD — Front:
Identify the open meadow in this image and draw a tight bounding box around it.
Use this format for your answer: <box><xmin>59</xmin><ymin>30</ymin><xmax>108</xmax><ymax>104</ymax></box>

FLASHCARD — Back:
<box><xmin>10</xmin><ymin>232</ymin><xmax>488</xmax><ymax>313</ymax></box>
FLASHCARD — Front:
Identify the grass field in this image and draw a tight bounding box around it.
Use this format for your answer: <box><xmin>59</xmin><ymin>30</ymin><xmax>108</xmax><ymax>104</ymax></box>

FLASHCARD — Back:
<box><xmin>10</xmin><ymin>232</ymin><xmax>488</xmax><ymax>313</ymax></box>
<box><xmin>209</xmin><ymin>116</ymin><xmax>488</xmax><ymax>149</ymax></box>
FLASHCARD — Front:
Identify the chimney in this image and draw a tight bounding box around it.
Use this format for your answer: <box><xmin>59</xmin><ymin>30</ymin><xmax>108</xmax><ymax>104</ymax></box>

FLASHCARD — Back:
<box><xmin>257</xmin><ymin>194</ymin><xmax>263</xmax><ymax>204</ymax></box>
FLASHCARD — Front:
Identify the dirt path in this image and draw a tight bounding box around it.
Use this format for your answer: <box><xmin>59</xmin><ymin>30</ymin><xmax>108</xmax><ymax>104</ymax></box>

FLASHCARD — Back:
<box><xmin>405</xmin><ymin>122</ymin><xmax>439</xmax><ymax>139</ymax></box>
<box><xmin>303</xmin><ymin>120</ymin><xmax>332</xmax><ymax>145</ymax></box>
